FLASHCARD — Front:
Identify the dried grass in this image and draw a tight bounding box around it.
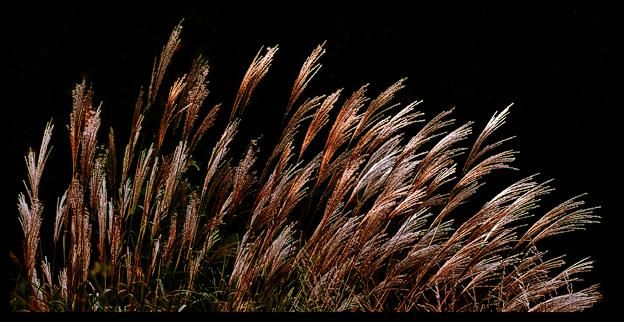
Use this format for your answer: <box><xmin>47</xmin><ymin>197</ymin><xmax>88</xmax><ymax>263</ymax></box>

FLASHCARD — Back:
<box><xmin>12</xmin><ymin>22</ymin><xmax>601</xmax><ymax>312</ymax></box>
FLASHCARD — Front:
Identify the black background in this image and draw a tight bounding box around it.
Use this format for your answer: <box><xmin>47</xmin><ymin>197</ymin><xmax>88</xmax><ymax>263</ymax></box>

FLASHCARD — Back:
<box><xmin>8</xmin><ymin>6</ymin><xmax>617</xmax><ymax>313</ymax></box>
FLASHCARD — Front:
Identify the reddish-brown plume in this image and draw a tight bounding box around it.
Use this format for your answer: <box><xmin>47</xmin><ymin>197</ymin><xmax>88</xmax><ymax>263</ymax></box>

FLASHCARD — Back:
<box><xmin>13</xmin><ymin>23</ymin><xmax>601</xmax><ymax>312</ymax></box>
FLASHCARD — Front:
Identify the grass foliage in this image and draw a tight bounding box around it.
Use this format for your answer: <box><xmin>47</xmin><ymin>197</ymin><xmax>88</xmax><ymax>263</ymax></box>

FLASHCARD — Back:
<box><xmin>12</xmin><ymin>22</ymin><xmax>601</xmax><ymax>312</ymax></box>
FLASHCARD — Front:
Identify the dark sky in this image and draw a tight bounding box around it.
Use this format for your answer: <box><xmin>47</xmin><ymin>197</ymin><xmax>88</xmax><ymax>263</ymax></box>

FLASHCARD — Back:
<box><xmin>8</xmin><ymin>6</ymin><xmax>617</xmax><ymax>313</ymax></box>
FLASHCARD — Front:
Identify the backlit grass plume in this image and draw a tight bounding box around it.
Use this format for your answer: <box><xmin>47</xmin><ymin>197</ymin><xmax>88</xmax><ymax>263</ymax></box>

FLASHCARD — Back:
<box><xmin>11</xmin><ymin>22</ymin><xmax>601</xmax><ymax>312</ymax></box>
